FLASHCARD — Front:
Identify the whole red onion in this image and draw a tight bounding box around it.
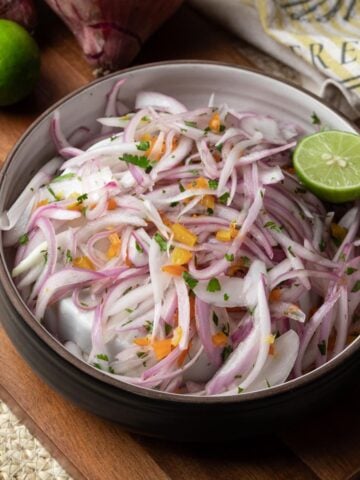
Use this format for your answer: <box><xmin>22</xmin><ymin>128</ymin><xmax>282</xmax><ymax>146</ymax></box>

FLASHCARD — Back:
<box><xmin>43</xmin><ymin>0</ymin><xmax>183</xmax><ymax>73</ymax></box>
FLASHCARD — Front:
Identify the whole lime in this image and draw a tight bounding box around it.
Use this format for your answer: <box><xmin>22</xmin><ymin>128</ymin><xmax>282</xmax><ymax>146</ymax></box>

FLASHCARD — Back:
<box><xmin>0</xmin><ymin>19</ymin><xmax>40</xmax><ymax>106</ymax></box>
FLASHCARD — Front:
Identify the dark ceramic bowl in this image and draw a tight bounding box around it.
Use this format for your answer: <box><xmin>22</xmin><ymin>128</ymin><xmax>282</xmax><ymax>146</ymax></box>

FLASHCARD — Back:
<box><xmin>0</xmin><ymin>61</ymin><xmax>359</xmax><ymax>441</ymax></box>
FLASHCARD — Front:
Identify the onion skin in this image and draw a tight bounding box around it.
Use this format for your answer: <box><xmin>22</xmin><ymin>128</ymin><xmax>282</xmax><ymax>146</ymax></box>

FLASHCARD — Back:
<box><xmin>43</xmin><ymin>0</ymin><xmax>183</xmax><ymax>73</ymax></box>
<box><xmin>0</xmin><ymin>0</ymin><xmax>37</xmax><ymax>30</ymax></box>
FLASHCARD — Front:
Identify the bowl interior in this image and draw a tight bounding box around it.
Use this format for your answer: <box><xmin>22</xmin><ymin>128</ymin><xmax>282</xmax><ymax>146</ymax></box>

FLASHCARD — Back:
<box><xmin>0</xmin><ymin>61</ymin><xmax>358</xmax><ymax>402</ymax></box>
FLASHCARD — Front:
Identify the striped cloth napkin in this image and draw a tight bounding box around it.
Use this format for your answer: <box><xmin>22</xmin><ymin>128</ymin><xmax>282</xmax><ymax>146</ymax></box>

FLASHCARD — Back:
<box><xmin>189</xmin><ymin>0</ymin><xmax>360</xmax><ymax>120</ymax></box>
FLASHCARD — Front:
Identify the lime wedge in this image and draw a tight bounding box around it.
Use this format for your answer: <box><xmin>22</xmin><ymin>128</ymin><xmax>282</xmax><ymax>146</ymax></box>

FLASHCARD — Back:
<box><xmin>293</xmin><ymin>130</ymin><xmax>360</xmax><ymax>203</ymax></box>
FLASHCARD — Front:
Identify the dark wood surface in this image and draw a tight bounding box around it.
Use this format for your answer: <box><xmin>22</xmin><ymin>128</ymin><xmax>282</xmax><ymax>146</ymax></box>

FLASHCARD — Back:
<box><xmin>0</xmin><ymin>4</ymin><xmax>360</xmax><ymax>480</ymax></box>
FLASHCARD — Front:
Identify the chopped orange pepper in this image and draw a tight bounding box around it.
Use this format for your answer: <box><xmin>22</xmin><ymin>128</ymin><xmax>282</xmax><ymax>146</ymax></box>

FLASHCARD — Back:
<box><xmin>201</xmin><ymin>195</ymin><xmax>215</xmax><ymax>210</ymax></box>
<box><xmin>265</xmin><ymin>334</ymin><xmax>276</xmax><ymax>345</ymax></box>
<box><xmin>36</xmin><ymin>199</ymin><xmax>49</xmax><ymax>208</ymax></box>
<box><xmin>269</xmin><ymin>288</ymin><xmax>282</xmax><ymax>303</ymax></box>
<box><xmin>269</xmin><ymin>344</ymin><xmax>276</xmax><ymax>356</ymax></box>
<box><xmin>216</xmin><ymin>222</ymin><xmax>238</xmax><ymax>243</ymax></box>
<box><xmin>330</xmin><ymin>223</ymin><xmax>348</xmax><ymax>243</ymax></box>
<box><xmin>209</xmin><ymin>112</ymin><xmax>221</xmax><ymax>133</ymax></box>
<box><xmin>212</xmin><ymin>332</ymin><xmax>228</xmax><ymax>347</ymax></box>
<box><xmin>134</xmin><ymin>337</ymin><xmax>150</xmax><ymax>347</ymax></box>
<box><xmin>161</xmin><ymin>264</ymin><xmax>186</xmax><ymax>276</ymax></box>
<box><xmin>171</xmin><ymin>223</ymin><xmax>197</xmax><ymax>247</ymax></box>
<box><xmin>73</xmin><ymin>256</ymin><xmax>95</xmax><ymax>270</ymax></box>
<box><xmin>125</xmin><ymin>256</ymin><xmax>133</xmax><ymax>268</ymax></box>
<box><xmin>171</xmin><ymin>247</ymin><xmax>193</xmax><ymax>265</ymax></box>
<box><xmin>67</xmin><ymin>202</ymin><xmax>83</xmax><ymax>212</ymax></box>
<box><xmin>284</xmin><ymin>166</ymin><xmax>295</xmax><ymax>175</ymax></box>
<box><xmin>107</xmin><ymin>198</ymin><xmax>117</xmax><ymax>210</ymax></box>
<box><xmin>107</xmin><ymin>233</ymin><xmax>121</xmax><ymax>259</ymax></box>
<box><xmin>152</xmin><ymin>338</ymin><xmax>173</xmax><ymax>360</ymax></box>
<box><xmin>171</xmin><ymin>326</ymin><xmax>183</xmax><ymax>347</ymax></box>
<box><xmin>186</xmin><ymin>177</ymin><xmax>209</xmax><ymax>190</ymax></box>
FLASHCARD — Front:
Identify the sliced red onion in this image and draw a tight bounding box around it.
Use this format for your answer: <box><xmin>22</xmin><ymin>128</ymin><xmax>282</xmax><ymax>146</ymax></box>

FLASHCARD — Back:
<box><xmin>135</xmin><ymin>92</ymin><xmax>187</xmax><ymax>114</ymax></box>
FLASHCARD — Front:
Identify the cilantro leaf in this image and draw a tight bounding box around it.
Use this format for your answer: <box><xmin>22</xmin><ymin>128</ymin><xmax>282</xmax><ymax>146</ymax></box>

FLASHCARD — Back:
<box><xmin>351</xmin><ymin>281</ymin><xmax>360</xmax><ymax>293</ymax></box>
<box><xmin>311</xmin><ymin>112</ymin><xmax>321</xmax><ymax>125</ymax></box>
<box><xmin>225</xmin><ymin>253</ymin><xmax>234</xmax><ymax>262</ymax></box>
<box><xmin>52</xmin><ymin>173</ymin><xmax>76</xmax><ymax>183</ymax></box>
<box><xmin>96</xmin><ymin>353</ymin><xmax>109</xmax><ymax>361</ymax></box>
<box><xmin>346</xmin><ymin>267</ymin><xmax>357</xmax><ymax>275</ymax></box>
<box><xmin>154</xmin><ymin>233</ymin><xmax>167</xmax><ymax>252</ymax></box>
<box><xmin>218</xmin><ymin>192</ymin><xmax>230</xmax><ymax>205</ymax></box>
<box><xmin>184</xmin><ymin>121</ymin><xmax>197</xmax><ymax>128</ymax></box>
<box><xmin>207</xmin><ymin>278</ymin><xmax>221</xmax><ymax>292</ymax></box>
<box><xmin>208</xmin><ymin>179</ymin><xmax>219</xmax><ymax>190</ymax></box>
<box><xmin>264</xmin><ymin>221</ymin><xmax>282</xmax><ymax>233</ymax></box>
<box><xmin>183</xmin><ymin>271</ymin><xmax>198</xmax><ymax>289</ymax></box>
<box><xmin>317</xmin><ymin>340</ymin><xmax>326</xmax><ymax>356</ymax></box>
<box><xmin>77</xmin><ymin>193</ymin><xmax>88</xmax><ymax>204</ymax></box>
<box><xmin>137</xmin><ymin>140</ymin><xmax>150</xmax><ymax>151</ymax></box>
<box><xmin>19</xmin><ymin>233</ymin><xmax>29</xmax><ymax>245</ymax></box>
<box><xmin>120</xmin><ymin>153</ymin><xmax>151</xmax><ymax>170</ymax></box>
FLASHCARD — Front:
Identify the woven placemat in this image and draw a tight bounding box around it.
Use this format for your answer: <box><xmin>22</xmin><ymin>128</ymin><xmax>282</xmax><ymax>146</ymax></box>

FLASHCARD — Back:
<box><xmin>0</xmin><ymin>47</ymin><xmax>298</xmax><ymax>480</ymax></box>
<box><xmin>0</xmin><ymin>401</ymin><xmax>70</xmax><ymax>480</ymax></box>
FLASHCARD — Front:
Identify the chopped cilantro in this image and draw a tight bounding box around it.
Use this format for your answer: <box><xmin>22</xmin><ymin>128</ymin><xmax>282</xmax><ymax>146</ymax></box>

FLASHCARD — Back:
<box><xmin>264</xmin><ymin>221</ymin><xmax>282</xmax><ymax>233</ymax></box>
<box><xmin>179</xmin><ymin>183</ymin><xmax>185</xmax><ymax>193</ymax></box>
<box><xmin>311</xmin><ymin>112</ymin><xmax>321</xmax><ymax>125</ymax></box>
<box><xmin>203</xmin><ymin>126</ymin><xmax>211</xmax><ymax>134</ymax></box>
<box><xmin>135</xmin><ymin>242</ymin><xmax>143</xmax><ymax>253</ymax></box>
<box><xmin>218</xmin><ymin>192</ymin><xmax>230</xmax><ymax>205</ymax></box>
<box><xmin>223</xmin><ymin>293</ymin><xmax>229</xmax><ymax>301</ymax></box>
<box><xmin>19</xmin><ymin>233</ymin><xmax>29</xmax><ymax>245</ymax></box>
<box><xmin>47</xmin><ymin>186</ymin><xmax>61</xmax><ymax>201</ymax></box>
<box><xmin>96</xmin><ymin>353</ymin><xmax>109</xmax><ymax>361</ymax></box>
<box><xmin>184</xmin><ymin>120</ymin><xmax>197</xmax><ymax>128</ymax></box>
<box><xmin>144</xmin><ymin>320</ymin><xmax>153</xmax><ymax>333</ymax></box>
<box><xmin>141</xmin><ymin>116</ymin><xmax>150</xmax><ymax>122</ymax></box>
<box><xmin>288</xmin><ymin>246</ymin><xmax>295</xmax><ymax>257</ymax></box>
<box><xmin>125</xmin><ymin>308</ymin><xmax>133</xmax><ymax>313</ymax></box>
<box><xmin>52</xmin><ymin>173</ymin><xmax>76</xmax><ymax>183</ymax></box>
<box><xmin>207</xmin><ymin>278</ymin><xmax>221</xmax><ymax>292</ymax></box>
<box><xmin>110</xmin><ymin>135</ymin><xmax>117</xmax><ymax>142</ymax></box>
<box><xmin>180</xmin><ymin>128</ymin><xmax>187</xmax><ymax>133</ymax></box>
<box><xmin>225</xmin><ymin>253</ymin><xmax>234</xmax><ymax>262</ymax></box>
<box><xmin>77</xmin><ymin>193</ymin><xmax>88</xmax><ymax>204</ymax></box>
<box><xmin>319</xmin><ymin>239</ymin><xmax>326</xmax><ymax>252</ymax></box>
<box><xmin>93</xmin><ymin>362</ymin><xmax>101</xmax><ymax>370</ymax></box>
<box><xmin>237</xmin><ymin>387</ymin><xmax>244</xmax><ymax>394</ymax></box>
<box><xmin>212</xmin><ymin>312</ymin><xmax>219</xmax><ymax>326</ymax></box>
<box><xmin>207</xmin><ymin>208</ymin><xmax>214</xmax><ymax>215</ymax></box>
<box><xmin>219</xmin><ymin>124</ymin><xmax>226</xmax><ymax>132</ymax></box>
<box><xmin>170</xmin><ymin>201</ymin><xmax>179</xmax><ymax>207</ymax></box>
<box><xmin>265</xmin><ymin>378</ymin><xmax>271</xmax><ymax>388</ymax></box>
<box><xmin>215</xmin><ymin>143</ymin><xmax>223</xmax><ymax>152</ymax></box>
<box><xmin>41</xmin><ymin>249</ymin><xmax>48</xmax><ymax>264</ymax></box>
<box><xmin>351</xmin><ymin>281</ymin><xmax>360</xmax><ymax>293</ymax></box>
<box><xmin>221</xmin><ymin>345</ymin><xmax>233</xmax><ymax>362</ymax></box>
<box><xmin>183</xmin><ymin>271</ymin><xmax>198</xmax><ymax>289</ymax></box>
<box><xmin>154</xmin><ymin>232</ymin><xmax>167</xmax><ymax>252</ymax></box>
<box><xmin>164</xmin><ymin>323</ymin><xmax>173</xmax><ymax>336</ymax></box>
<box><xmin>136</xmin><ymin>351</ymin><xmax>147</xmax><ymax>359</ymax></box>
<box><xmin>317</xmin><ymin>340</ymin><xmax>326</xmax><ymax>356</ymax></box>
<box><xmin>241</xmin><ymin>256</ymin><xmax>251</xmax><ymax>267</ymax></box>
<box><xmin>222</xmin><ymin>322</ymin><xmax>230</xmax><ymax>336</ymax></box>
<box><xmin>120</xmin><ymin>153</ymin><xmax>151</xmax><ymax>171</ymax></box>
<box><xmin>108</xmin><ymin>366</ymin><xmax>115</xmax><ymax>374</ymax></box>
<box><xmin>208</xmin><ymin>179</ymin><xmax>219</xmax><ymax>190</ymax></box>
<box><xmin>137</xmin><ymin>140</ymin><xmax>150</xmax><ymax>151</ymax></box>
<box><xmin>346</xmin><ymin>267</ymin><xmax>357</xmax><ymax>275</ymax></box>
<box><xmin>65</xmin><ymin>249</ymin><xmax>73</xmax><ymax>263</ymax></box>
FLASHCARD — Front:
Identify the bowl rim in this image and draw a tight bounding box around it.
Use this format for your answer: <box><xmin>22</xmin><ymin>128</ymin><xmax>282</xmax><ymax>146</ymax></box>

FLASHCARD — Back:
<box><xmin>0</xmin><ymin>59</ymin><xmax>359</xmax><ymax>404</ymax></box>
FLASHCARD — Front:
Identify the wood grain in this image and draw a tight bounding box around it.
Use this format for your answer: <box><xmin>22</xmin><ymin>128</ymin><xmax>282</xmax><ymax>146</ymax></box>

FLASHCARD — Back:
<box><xmin>0</xmin><ymin>4</ymin><xmax>359</xmax><ymax>480</ymax></box>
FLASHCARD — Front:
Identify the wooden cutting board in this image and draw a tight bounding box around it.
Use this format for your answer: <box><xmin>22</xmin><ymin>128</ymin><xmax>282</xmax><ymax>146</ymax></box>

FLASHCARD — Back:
<box><xmin>1</xmin><ymin>5</ymin><xmax>360</xmax><ymax>480</ymax></box>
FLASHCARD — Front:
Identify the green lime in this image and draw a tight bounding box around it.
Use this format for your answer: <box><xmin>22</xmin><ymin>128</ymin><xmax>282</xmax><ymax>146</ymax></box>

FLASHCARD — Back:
<box><xmin>293</xmin><ymin>130</ymin><xmax>360</xmax><ymax>203</ymax></box>
<box><xmin>0</xmin><ymin>19</ymin><xmax>40</xmax><ymax>106</ymax></box>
